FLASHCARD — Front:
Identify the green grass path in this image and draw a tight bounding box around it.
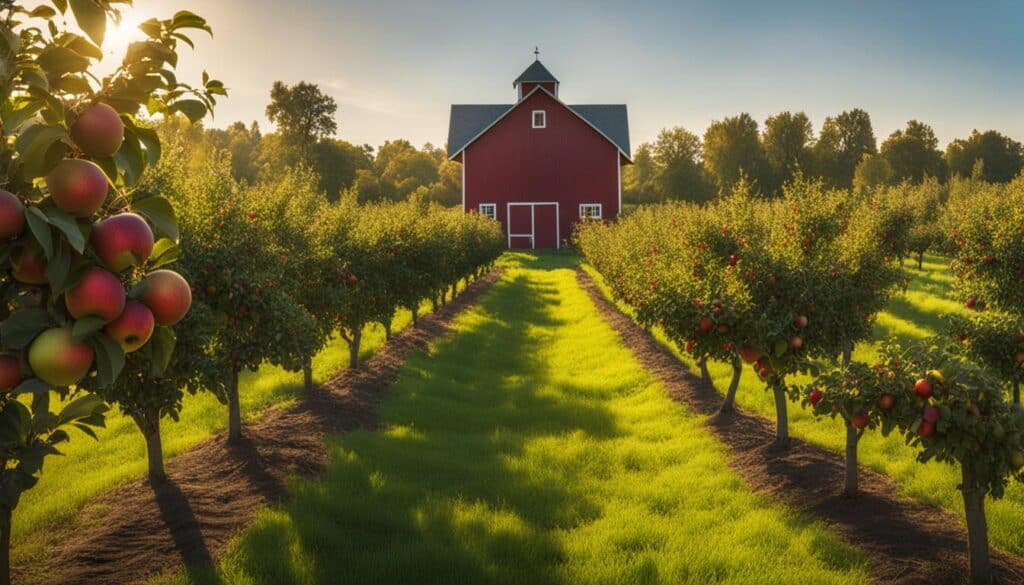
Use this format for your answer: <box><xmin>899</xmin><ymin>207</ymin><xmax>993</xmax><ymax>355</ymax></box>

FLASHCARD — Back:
<box><xmin>154</xmin><ymin>252</ymin><xmax>869</xmax><ymax>585</ymax></box>
<box><xmin>584</xmin><ymin>254</ymin><xmax>1024</xmax><ymax>559</ymax></box>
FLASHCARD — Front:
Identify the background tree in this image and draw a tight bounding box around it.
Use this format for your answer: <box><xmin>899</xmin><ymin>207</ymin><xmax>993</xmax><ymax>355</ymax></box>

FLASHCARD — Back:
<box><xmin>853</xmin><ymin>153</ymin><xmax>893</xmax><ymax>194</ymax></box>
<box><xmin>945</xmin><ymin>130</ymin><xmax>1024</xmax><ymax>183</ymax></box>
<box><xmin>312</xmin><ymin>139</ymin><xmax>373</xmax><ymax>201</ymax></box>
<box><xmin>762</xmin><ymin>111</ymin><xmax>814</xmax><ymax>193</ymax></box>
<box><xmin>622</xmin><ymin>143</ymin><xmax>656</xmax><ymax>203</ymax></box>
<box><xmin>814</xmin><ymin>108</ymin><xmax>877</xmax><ymax>189</ymax></box>
<box><xmin>881</xmin><ymin>120</ymin><xmax>947</xmax><ymax>183</ymax></box>
<box><xmin>651</xmin><ymin>127</ymin><xmax>709</xmax><ymax>202</ymax></box>
<box><xmin>265</xmin><ymin>81</ymin><xmax>338</xmax><ymax>160</ymax></box>
<box><xmin>702</xmin><ymin>113</ymin><xmax>770</xmax><ymax>193</ymax></box>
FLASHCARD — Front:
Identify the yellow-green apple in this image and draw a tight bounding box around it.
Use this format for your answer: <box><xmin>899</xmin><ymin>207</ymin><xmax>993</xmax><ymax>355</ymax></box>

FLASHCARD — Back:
<box><xmin>89</xmin><ymin>213</ymin><xmax>154</xmax><ymax>272</ymax></box>
<box><xmin>70</xmin><ymin>103</ymin><xmax>124</xmax><ymax>157</ymax></box>
<box><xmin>11</xmin><ymin>247</ymin><xmax>48</xmax><ymax>284</ymax></box>
<box><xmin>45</xmin><ymin>159</ymin><xmax>109</xmax><ymax>217</ymax></box>
<box><xmin>0</xmin><ymin>355</ymin><xmax>24</xmax><ymax>391</ymax></box>
<box><xmin>104</xmin><ymin>300</ymin><xmax>155</xmax><ymax>352</ymax></box>
<box><xmin>65</xmin><ymin>267</ymin><xmax>126</xmax><ymax>321</ymax></box>
<box><xmin>28</xmin><ymin>327</ymin><xmax>94</xmax><ymax>386</ymax></box>
<box><xmin>138</xmin><ymin>269</ymin><xmax>192</xmax><ymax>326</ymax></box>
<box><xmin>0</xmin><ymin>190</ymin><xmax>25</xmax><ymax>239</ymax></box>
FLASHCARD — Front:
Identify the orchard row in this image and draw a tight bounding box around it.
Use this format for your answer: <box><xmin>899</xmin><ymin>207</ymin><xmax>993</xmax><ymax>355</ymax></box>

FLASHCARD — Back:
<box><xmin>576</xmin><ymin>176</ymin><xmax>1024</xmax><ymax>582</ymax></box>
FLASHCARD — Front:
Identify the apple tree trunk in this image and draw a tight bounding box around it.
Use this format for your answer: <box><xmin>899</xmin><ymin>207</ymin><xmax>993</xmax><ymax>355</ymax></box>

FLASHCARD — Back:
<box><xmin>383</xmin><ymin>319</ymin><xmax>393</xmax><ymax>341</ymax></box>
<box><xmin>0</xmin><ymin>504</ymin><xmax>11</xmax><ymax>585</ymax></box>
<box><xmin>844</xmin><ymin>419</ymin><xmax>860</xmax><ymax>497</ymax></box>
<box><xmin>411</xmin><ymin>305</ymin><xmax>419</xmax><ymax>325</ymax></box>
<box><xmin>133</xmin><ymin>410</ymin><xmax>166</xmax><ymax>483</ymax></box>
<box><xmin>348</xmin><ymin>329</ymin><xmax>362</xmax><ymax>369</ymax></box>
<box><xmin>1014</xmin><ymin>379</ymin><xmax>1020</xmax><ymax>405</ymax></box>
<box><xmin>227</xmin><ymin>368</ymin><xmax>242</xmax><ymax>444</ymax></box>
<box><xmin>451</xmin><ymin>281</ymin><xmax>458</xmax><ymax>300</ymax></box>
<box><xmin>771</xmin><ymin>379</ymin><xmax>790</xmax><ymax>449</ymax></box>
<box><xmin>302</xmin><ymin>358</ymin><xmax>313</xmax><ymax>391</ymax></box>
<box><xmin>431</xmin><ymin>296</ymin><xmax>439</xmax><ymax>312</ymax></box>
<box><xmin>719</xmin><ymin>358</ymin><xmax>743</xmax><ymax>413</ymax></box>
<box><xmin>841</xmin><ymin>341</ymin><xmax>852</xmax><ymax>367</ymax></box>
<box><xmin>917</xmin><ymin>251</ymin><xmax>924</xmax><ymax>270</ymax></box>
<box><xmin>961</xmin><ymin>462</ymin><xmax>992</xmax><ymax>583</ymax></box>
<box><xmin>698</xmin><ymin>358</ymin><xmax>710</xmax><ymax>382</ymax></box>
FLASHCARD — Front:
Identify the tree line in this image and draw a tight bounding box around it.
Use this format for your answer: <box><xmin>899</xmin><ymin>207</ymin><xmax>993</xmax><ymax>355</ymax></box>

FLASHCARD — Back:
<box><xmin>177</xmin><ymin>81</ymin><xmax>462</xmax><ymax>206</ymax></box>
<box><xmin>625</xmin><ymin>110</ymin><xmax>1024</xmax><ymax>203</ymax></box>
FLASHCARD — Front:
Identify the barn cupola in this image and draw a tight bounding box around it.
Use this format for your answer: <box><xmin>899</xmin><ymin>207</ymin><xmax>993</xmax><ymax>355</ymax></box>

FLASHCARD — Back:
<box><xmin>514</xmin><ymin>49</ymin><xmax>559</xmax><ymax>101</ymax></box>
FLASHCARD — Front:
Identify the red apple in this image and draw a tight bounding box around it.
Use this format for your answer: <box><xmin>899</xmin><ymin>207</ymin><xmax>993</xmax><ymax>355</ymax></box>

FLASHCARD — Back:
<box><xmin>698</xmin><ymin>317</ymin><xmax>714</xmax><ymax>333</ymax></box>
<box><xmin>809</xmin><ymin>388</ymin><xmax>824</xmax><ymax>405</ymax></box>
<box><xmin>28</xmin><ymin>327</ymin><xmax>94</xmax><ymax>386</ymax></box>
<box><xmin>1015</xmin><ymin>352</ymin><xmax>1024</xmax><ymax>366</ymax></box>
<box><xmin>45</xmin><ymin>159</ymin><xmax>109</xmax><ymax>217</ymax></box>
<box><xmin>794</xmin><ymin>315</ymin><xmax>808</xmax><ymax>328</ymax></box>
<box><xmin>0</xmin><ymin>355</ymin><xmax>24</xmax><ymax>391</ymax></box>
<box><xmin>758</xmin><ymin>367</ymin><xmax>770</xmax><ymax>379</ymax></box>
<box><xmin>684</xmin><ymin>340</ymin><xmax>695</xmax><ymax>353</ymax></box>
<box><xmin>65</xmin><ymin>267</ymin><xmax>126</xmax><ymax>321</ymax></box>
<box><xmin>0</xmin><ymin>190</ymin><xmax>25</xmax><ymax>239</ymax></box>
<box><xmin>876</xmin><ymin>393</ymin><xmax>896</xmax><ymax>411</ymax></box>
<box><xmin>739</xmin><ymin>345</ymin><xmax>761</xmax><ymax>364</ymax></box>
<box><xmin>11</xmin><ymin>247</ymin><xmax>48</xmax><ymax>284</ymax></box>
<box><xmin>789</xmin><ymin>336</ymin><xmax>803</xmax><ymax>350</ymax></box>
<box><xmin>923</xmin><ymin>406</ymin><xmax>941</xmax><ymax>423</ymax></box>
<box><xmin>717</xmin><ymin>324</ymin><xmax>730</xmax><ymax>334</ymax></box>
<box><xmin>918</xmin><ymin>420</ymin><xmax>935</xmax><ymax>438</ymax></box>
<box><xmin>727</xmin><ymin>254</ymin><xmax>739</xmax><ymax>266</ymax></box>
<box><xmin>104</xmin><ymin>300</ymin><xmax>155</xmax><ymax>352</ymax></box>
<box><xmin>966</xmin><ymin>297</ymin><xmax>977</xmax><ymax>309</ymax></box>
<box><xmin>138</xmin><ymin>269</ymin><xmax>192</xmax><ymax>326</ymax></box>
<box><xmin>70</xmin><ymin>103</ymin><xmax>124</xmax><ymax>157</ymax></box>
<box><xmin>90</xmin><ymin>213</ymin><xmax>155</xmax><ymax>272</ymax></box>
<box><xmin>913</xmin><ymin>378</ymin><xmax>933</xmax><ymax>399</ymax></box>
<box><xmin>852</xmin><ymin>412</ymin><xmax>869</xmax><ymax>429</ymax></box>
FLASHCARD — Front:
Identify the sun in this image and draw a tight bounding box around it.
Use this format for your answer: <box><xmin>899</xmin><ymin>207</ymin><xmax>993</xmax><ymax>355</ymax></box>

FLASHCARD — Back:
<box><xmin>102</xmin><ymin>10</ymin><xmax>148</xmax><ymax>59</ymax></box>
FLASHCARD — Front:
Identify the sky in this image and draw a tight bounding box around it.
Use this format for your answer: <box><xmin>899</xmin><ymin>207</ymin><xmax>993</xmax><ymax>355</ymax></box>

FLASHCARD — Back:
<box><xmin>94</xmin><ymin>0</ymin><xmax>1024</xmax><ymax>151</ymax></box>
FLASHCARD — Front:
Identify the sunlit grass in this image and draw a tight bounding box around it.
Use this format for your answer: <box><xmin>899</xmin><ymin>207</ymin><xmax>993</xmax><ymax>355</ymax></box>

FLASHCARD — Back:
<box><xmin>151</xmin><ymin>252</ymin><xmax>869</xmax><ymax>585</ymax></box>
<box><xmin>584</xmin><ymin>253</ymin><xmax>1024</xmax><ymax>558</ymax></box>
<box><xmin>11</xmin><ymin>302</ymin><xmax>429</xmax><ymax>570</ymax></box>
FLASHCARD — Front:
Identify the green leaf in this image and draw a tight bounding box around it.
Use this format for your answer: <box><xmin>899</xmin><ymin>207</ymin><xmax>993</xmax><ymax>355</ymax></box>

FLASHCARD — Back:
<box><xmin>169</xmin><ymin>99</ymin><xmax>206</xmax><ymax>123</ymax></box>
<box><xmin>25</xmin><ymin>208</ymin><xmax>54</xmax><ymax>260</ymax></box>
<box><xmin>10</xmin><ymin>378</ymin><xmax>52</xmax><ymax>396</ymax></box>
<box><xmin>133</xmin><ymin>196</ymin><xmax>178</xmax><ymax>241</ymax></box>
<box><xmin>2</xmin><ymin>100</ymin><xmax>44</xmax><ymax>135</ymax></box>
<box><xmin>30</xmin><ymin>5</ymin><xmax>58</xmax><ymax>18</ymax></box>
<box><xmin>89</xmin><ymin>334</ymin><xmax>124</xmax><ymax>387</ymax></box>
<box><xmin>52</xmin><ymin>75</ymin><xmax>93</xmax><ymax>94</ymax></box>
<box><xmin>57</xmin><ymin>393</ymin><xmax>108</xmax><ymax>425</ymax></box>
<box><xmin>113</xmin><ymin>123</ymin><xmax>145</xmax><ymax>186</ymax></box>
<box><xmin>37</xmin><ymin>46</ymin><xmax>90</xmax><ymax>75</ymax></box>
<box><xmin>71</xmin><ymin>316</ymin><xmax>107</xmax><ymax>342</ymax></box>
<box><xmin>170</xmin><ymin>11</ymin><xmax>211</xmax><ymax>34</ymax></box>
<box><xmin>63</xmin><ymin>34</ymin><xmax>103</xmax><ymax>60</ymax></box>
<box><xmin>44</xmin><ymin>241</ymin><xmax>71</xmax><ymax>293</ymax></box>
<box><xmin>149</xmin><ymin>238</ymin><xmax>180</xmax><ymax>269</ymax></box>
<box><xmin>139</xmin><ymin>18</ymin><xmax>161</xmax><ymax>38</ymax></box>
<box><xmin>51</xmin><ymin>0</ymin><xmax>69</xmax><ymax>14</ymax></box>
<box><xmin>69</xmin><ymin>0</ymin><xmax>108</xmax><ymax>46</ymax></box>
<box><xmin>135</xmin><ymin>125</ymin><xmax>161</xmax><ymax>166</ymax></box>
<box><xmin>41</xmin><ymin>206</ymin><xmax>86</xmax><ymax>253</ymax></box>
<box><xmin>0</xmin><ymin>309</ymin><xmax>52</xmax><ymax>350</ymax></box>
<box><xmin>149</xmin><ymin>326</ymin><xmax>176</xmax><ymax>377</ymax></box>
<box><xmin>16</xmin><ymin>125</ymin><xmax>71</xmax><ymax>178</ymax></box>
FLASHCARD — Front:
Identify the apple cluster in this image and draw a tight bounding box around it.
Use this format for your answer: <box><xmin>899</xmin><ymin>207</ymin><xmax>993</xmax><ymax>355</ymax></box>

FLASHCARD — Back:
<box><xmin>2</xmin><ymin>104</ymin><xmax>192</xmax><ymax>390</ymax></box>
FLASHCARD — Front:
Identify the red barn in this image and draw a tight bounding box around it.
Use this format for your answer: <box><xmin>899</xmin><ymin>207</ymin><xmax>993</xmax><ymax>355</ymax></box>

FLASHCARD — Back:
<box><xmin>447</xmin><ymin>58</ymin><xmax>631</xmax><ymax>249</ymax></box>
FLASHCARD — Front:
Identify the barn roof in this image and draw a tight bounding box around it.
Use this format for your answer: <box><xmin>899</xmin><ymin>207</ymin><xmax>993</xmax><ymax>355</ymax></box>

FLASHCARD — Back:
<box><xmin>448</xmin><ymin>92</ymin><xmax>631</xmax><ymax>161</ymax></box>
<box><xmin>513</xmin><ymin>60</ymin><xmax>559</xmax><ymax>86</ymax></box>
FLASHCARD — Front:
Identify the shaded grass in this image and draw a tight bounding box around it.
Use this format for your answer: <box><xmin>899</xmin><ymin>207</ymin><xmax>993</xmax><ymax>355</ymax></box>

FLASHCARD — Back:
<box><xmin>584</xmin><ymin>253</ymin><xmax>1024</xmax><ymax>558</ymax></box>
<box><xmin>151</xmin><ymin>252</ymin><xmax>869</xmax><ymax>585</ymax></box>
<box><xmin>11</xmin><ymin>303</ymin><xmax>428</xmax><ymax>570</ymax></box>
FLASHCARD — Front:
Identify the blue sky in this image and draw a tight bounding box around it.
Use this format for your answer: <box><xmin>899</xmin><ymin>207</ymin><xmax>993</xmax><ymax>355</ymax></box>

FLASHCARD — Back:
<box><xmin>110</xmin><ymin>0</ymin><xmax>1024</xmax><ymax>151</ymax></box>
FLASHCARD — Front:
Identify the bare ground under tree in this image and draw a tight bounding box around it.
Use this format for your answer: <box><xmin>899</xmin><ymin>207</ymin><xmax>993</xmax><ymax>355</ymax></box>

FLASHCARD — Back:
<box><xmin>576</xmin><ymin>268</ymin><xmax>1024</xmax><ymax>585</ymax></box>
<box><xmin>18</xmin><ymin>270</ymin><xmax>503</xmax><ymax>585</ymax></box>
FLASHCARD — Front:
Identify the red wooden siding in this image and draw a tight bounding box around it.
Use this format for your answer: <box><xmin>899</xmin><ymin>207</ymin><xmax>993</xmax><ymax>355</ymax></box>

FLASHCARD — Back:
<box><xmin>519</xmin><ymin>82</ymin><xmax>557</xmax><ymax>96</ymax></box>
<box><xmin>464</xmin><ymin>91</ymin><xmax>621</xmax><ymax>248</ymax></box>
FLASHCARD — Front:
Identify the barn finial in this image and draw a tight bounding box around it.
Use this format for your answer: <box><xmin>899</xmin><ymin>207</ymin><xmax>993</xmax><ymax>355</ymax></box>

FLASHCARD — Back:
<box><xmin>534</xmin><ymin>46</ymin><xmax>540</xmax><ymax>61</ymax></box>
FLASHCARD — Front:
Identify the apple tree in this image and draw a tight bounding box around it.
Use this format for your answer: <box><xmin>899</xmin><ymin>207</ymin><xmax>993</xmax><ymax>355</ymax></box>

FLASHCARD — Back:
<box><xmin>0</xmin><ymin>0</ymin><xmax>220</xmax><ymax>578</ymax></box>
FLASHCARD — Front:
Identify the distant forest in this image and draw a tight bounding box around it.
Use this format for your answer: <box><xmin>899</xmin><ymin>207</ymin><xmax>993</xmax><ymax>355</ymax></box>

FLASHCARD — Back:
<box><xmin>174</xmin><ymin>81</ymin><xmax>1024</xmax><ymax>206</ymax></box>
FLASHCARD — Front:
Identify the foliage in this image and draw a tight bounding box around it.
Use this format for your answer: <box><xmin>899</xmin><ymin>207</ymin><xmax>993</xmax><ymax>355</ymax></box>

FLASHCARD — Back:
<box><xmin>649</xmin><ymin>126</ymin><xmax>710</xmax><ymax>202</ymax></box>
<box><xmin>702</xmin><ymin>113</ymin><xmax>770</xmax><ymax>194</ymax></box>
<box><xmin>852</xmin><ymin>153</ymin><xmax>892</xmax><ymax>194</ymax></box>
<box><xmin>762</xmin><ymin>111</ymin><xmax>814</xmax><ymax>193</ymax></box>
<box><xmin>880</xmin><ymin>120</ymin><xmax>947</xmax><ymax>183</ymax></box>
<box><xmin>265</xmin><ymin>80</ymin><xmax>338</xmax><ymax>158</ymax></box>
<box><xmin>945</xmin><ymin>130</ymin><xmax>1024</xmax><ymax>183</ymax></box>
<box><xmin>813</xmin><ymin>108</ymin><xmax>877</xmax><ymax>189</ymax></box>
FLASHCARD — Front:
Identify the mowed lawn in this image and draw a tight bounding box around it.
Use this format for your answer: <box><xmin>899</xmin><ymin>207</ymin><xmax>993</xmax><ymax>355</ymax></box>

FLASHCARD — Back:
<box><xmin>11</xmin><ymin>305</ymin><xmax>426</xmax><ymax>569</ymax></box>
<box><xmin>152</xmin><ymin>252</ymin><xmax>869</xmax><ymax>585</ymax></box>
<box><xmin>585</xmin><ymin>254</ymin><xmax>1024</xmax><ymax>558</ymax></box>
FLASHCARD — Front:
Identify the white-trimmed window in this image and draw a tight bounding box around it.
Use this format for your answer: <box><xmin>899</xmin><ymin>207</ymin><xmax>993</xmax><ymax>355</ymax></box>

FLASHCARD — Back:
<box><xmin>532</xmin><ymin>110</ymin><xmax>546</xmax><ymax>129</ymax></box>
<box><xmin>580</xmin><ymin>204</ymin><xmax>602</xmax><ymax>220</ymax></box>
<box><xmin>478</xmin><ymin>203</ymin><xmax>497</xmax><ymax>220</ymax></box>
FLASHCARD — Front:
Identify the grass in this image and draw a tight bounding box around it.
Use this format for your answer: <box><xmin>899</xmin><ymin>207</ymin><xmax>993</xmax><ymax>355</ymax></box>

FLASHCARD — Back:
<box><xmin>151</xmin><ymin>252</ymin><xmax>869</xmax><ymax>585</ymax></box>
<box><xmin>584</xmin><ymin>253</ymin><xmax>1024</xmax><ymax>558</ymax></box>
<box><xmin>11</xmin><ymin>303</ymin><xmax>427</xmax><ymax>571</ymax></box>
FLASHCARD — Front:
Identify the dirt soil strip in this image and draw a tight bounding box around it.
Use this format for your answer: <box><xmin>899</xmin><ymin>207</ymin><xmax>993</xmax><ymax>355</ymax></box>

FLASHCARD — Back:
<box><xmin>26</xmin><ymin>270</ymin><xmax>504</xmax><ymax>585</ymax></box>
<box><xmin>576</xmin><ymin>269</ymin><xmax>1024</xmax><ymax>585</ymax></box>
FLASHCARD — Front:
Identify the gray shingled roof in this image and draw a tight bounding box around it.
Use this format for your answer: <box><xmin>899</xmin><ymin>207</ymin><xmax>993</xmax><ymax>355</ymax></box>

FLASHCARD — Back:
<box><xmin>448</xmin><ymin>101</ymin><xmax>631</xmax><ymax>160</ymax></box>
<box><xmin>513</xmin><ymin>60</ymin><xmax>559</xmax><ymax>86</ymax></box>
